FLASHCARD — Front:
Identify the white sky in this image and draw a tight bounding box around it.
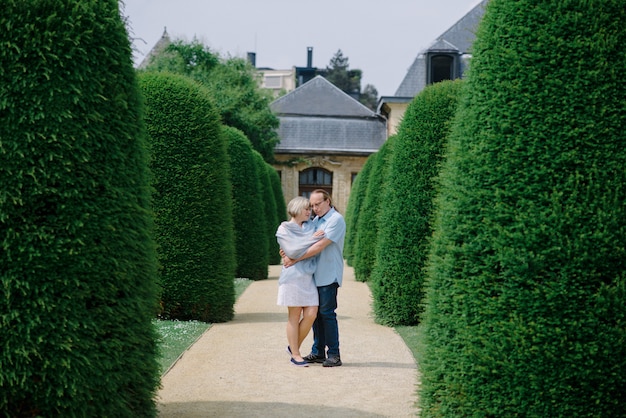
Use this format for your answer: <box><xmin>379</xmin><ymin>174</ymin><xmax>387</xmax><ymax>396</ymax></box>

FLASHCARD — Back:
<box><xmin>121</xmin><ymin>0</ymin><xmax>483</xmax><ymax>97</ymax></box>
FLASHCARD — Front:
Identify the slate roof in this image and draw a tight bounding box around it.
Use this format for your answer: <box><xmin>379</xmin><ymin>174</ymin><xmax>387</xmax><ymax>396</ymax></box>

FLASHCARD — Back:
<box><xmin>271</xmin><ymin>76</ymin><xmax>376</xmax><ymax>118</ymax></box>
<box><xmin>138</xmin><ymin>27</ymin><xmax>171</xmax><ymax>69</ymax></box>
<box><xmin>394</xmin><ymin>0</ymin><xmax>488</xmax><ymax>97</ymax></box>
<box><xmin>271</xmin><ymin>76</ymin><xmax>387</xmax><ymax>155</ymax></box>
<box><xmin>436</xmin><ymin>0</ymin><xmax>489</xmax><ymax>54</ymax></box>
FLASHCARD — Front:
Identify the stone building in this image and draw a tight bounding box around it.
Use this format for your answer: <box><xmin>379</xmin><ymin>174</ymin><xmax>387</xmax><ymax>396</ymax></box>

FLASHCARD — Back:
<box><xmin>270</xmin><ymin>76</ymin><xmax>386</xmax><ymax>213</ymax></box>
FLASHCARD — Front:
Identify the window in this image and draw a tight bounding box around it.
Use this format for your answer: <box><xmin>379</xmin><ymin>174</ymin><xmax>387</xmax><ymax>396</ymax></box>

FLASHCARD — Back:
<box><xmin>264</xmin><ymin>75</ymin><xmax>282</xmax><ymax>89</ymax></box>
<box><xmin>351</xmin><ymin>172</ymin><xmax>358</xmax><ymax>187</ymax></box>
<box><xmin>299</xmin><ymin>167</ymin><xmax>332</xmax><ymax>198</ymax></box>
<box><xmin>429</xmin><ymin>54</ymin><xmax>455</xmax><ymax>84</ymax></box>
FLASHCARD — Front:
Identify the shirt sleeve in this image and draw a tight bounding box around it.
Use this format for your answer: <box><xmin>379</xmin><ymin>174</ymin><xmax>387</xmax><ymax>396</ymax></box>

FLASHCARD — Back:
<box><xmin>320</xmin><ymin>212</ymin><xmax>346</xmax><ymax>244</ymax></box>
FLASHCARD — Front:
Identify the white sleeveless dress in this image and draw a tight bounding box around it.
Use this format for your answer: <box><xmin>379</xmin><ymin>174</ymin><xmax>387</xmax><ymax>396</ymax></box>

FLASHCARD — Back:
<box><xmin>276</xmin><ymin>221</ymin><xmax>321</xmax><ymax>307</ymax></box>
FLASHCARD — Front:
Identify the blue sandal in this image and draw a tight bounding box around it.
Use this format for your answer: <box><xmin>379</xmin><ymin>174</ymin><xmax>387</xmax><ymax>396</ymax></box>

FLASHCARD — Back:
<box><xmin>290</xmin><ymin>358</ymin><xmax>309</xmax><ymax>367</ymax></box>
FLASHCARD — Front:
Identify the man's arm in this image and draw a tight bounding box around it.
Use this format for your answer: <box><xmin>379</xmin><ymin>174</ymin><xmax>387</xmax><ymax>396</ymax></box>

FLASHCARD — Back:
<box><xmin>283</xmin><ymin>237</ymin><xmax>332</xmax><ymax>267</ymax></box>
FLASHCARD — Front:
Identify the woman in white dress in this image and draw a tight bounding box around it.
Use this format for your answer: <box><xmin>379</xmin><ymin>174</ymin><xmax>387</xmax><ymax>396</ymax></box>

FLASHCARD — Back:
<box><xmin>276</xmin><ymin>196</ymin><xmax>324</xmax><ymax>366</ymax></box>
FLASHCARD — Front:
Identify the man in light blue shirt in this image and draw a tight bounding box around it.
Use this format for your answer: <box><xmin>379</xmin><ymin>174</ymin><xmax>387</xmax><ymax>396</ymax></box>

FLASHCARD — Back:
<box><xmin>282</xmin><ymin>189</ymin><xmax>346</xmax><ymax>367</ymax></box>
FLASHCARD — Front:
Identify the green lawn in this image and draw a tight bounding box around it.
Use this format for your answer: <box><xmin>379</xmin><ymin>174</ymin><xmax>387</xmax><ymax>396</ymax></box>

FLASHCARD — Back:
<box><xmin>395</xmin><ymin>325</ymin><xmax>422</xmax><ymax>363</ymax></box>
<box><xmin>155</xmin><ymin>277</ymin><xmax>253</xmax><ymax>374</ymax></box>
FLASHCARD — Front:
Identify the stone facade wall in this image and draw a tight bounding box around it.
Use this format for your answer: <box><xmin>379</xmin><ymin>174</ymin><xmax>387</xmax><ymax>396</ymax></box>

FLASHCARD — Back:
<box><xmin>273</xmin><ymin>153</ymin><xmax>370</xmax><ymax>215</ymax></box>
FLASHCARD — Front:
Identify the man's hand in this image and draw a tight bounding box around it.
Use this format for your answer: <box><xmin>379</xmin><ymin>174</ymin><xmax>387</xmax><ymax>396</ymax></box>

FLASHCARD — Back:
<box><xmin>283</xmin><ymin>255</ymin><xmax>296</xmax><ymax>268</ymax></box>
<box><xmin>279</xmin><ymin>248</ymin><xmax>296</xmax><ymax>267</ymax></box>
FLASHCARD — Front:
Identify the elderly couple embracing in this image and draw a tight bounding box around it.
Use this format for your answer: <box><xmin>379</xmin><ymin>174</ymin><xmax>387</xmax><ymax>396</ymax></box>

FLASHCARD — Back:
<box><xmin>276</xmin><ymin>189</ymin><xmax>346</xmax><ymax>368</ymax></box>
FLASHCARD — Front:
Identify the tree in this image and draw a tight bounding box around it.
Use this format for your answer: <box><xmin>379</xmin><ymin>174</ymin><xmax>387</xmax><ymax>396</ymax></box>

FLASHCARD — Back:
<box><xmin>325</xmin><ymin>49</ymin><xmax>360</xmax><ymax>96</ymax></box>
<box><xmin>139</xmin><ymin>72</ymin><xmax>236</xmax><ymax>322</ymax></box>
<box><xmin>325</xmin><ymin>49</ymin><xmax>378</xmax><ymax>110</ymax></box>
<box><xmin>1</xmin><ymin>0</ymin><xmax>160</xmax><ymax>415</ymax></box>
<box><xmin>419</xmin><ymin>0</ymin><xmax>626</xmax><ymax>415</ymax></box>
<box><xmin>370</xmin><ymin>80</ymin><xmax>462</xmax><ymax>326</ymax></box>
<box><xmin>143</xmin><ymin>39</ymin><xmax>280</xmax><ymax>162</ymax></box>
<box><xmin>360</xmin><ymin>83</ymin><xmax>379</xmax><ymax>111</ymax></box>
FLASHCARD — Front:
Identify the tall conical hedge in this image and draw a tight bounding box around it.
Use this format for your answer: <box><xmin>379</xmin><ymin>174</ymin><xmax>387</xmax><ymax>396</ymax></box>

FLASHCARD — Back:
<box><xmin>419</xmin><ymin>0</ymin><xmax>626</xmax><ymax>416</ymax></box>
<box><xmin>139</xmin><ymin>72</ymin><xmax>235</xmax><ymax>322</ymax></box>
<box><xmin>344</xmin><ymin>154</ymin><xmax>375</xmax><ymax>267</ymax></box>
<box><xmin>0</xmin><ymin>1</ymin><xmax>160</xmax><ymax>415</ymax></box>
<box><xmin>352</xmin><ymin>136</ymin><xmax>395</xmax><ymax>282</ymax></box>
<box><xmin>223</xmin><ymin>126</ymin><xmax>268</xmax><ymax>280</ymax></box>
<box><xmin>266</xmin><ymin>164</ymin><xmax>285</xmax><ymax>265</ymax></box>
<box><xmin>251</xmin><ymin>150</ymin><xmax>271</xmax><ymax>280</ymax></box>
<box><xmin>371</xmin><ymin>80</ymin><xmax>462</xmax><ymax>326</ymax></box>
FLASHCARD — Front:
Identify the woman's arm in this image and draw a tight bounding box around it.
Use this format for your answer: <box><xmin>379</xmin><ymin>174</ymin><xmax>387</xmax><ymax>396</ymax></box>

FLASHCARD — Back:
<box><xmin>282</xmin><ymin>237</ymin><xmax>332</xmax><ymax>267</ymax></box>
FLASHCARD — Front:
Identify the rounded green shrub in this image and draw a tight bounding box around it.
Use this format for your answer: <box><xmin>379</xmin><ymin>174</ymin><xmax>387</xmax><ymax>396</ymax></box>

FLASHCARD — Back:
<box><xmin>139</xmin><ymin>72</ymin><xmax>235</xmax><ymax>322</ymax></box>
<box><xmin>420</xmin><ymin>0</ymin><xmax>626</xmax><ymax>416</ymax></box>
<box><xmin>223</xmin><ymin>126</ymin><xmax>268</xmax><ymax>280</ymax></box>
<box><xmin>0</xmin><ymin>0</ymin><xmax>159</xmax><ymax>415</ymax></box>
<box><xmin>371</xmin><ymin>80</ymin><xmax>462</xmax><ymax>325</ymax></box>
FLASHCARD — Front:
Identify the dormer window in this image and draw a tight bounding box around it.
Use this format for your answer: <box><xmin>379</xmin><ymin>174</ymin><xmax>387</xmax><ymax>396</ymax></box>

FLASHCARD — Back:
<box><xmin>428</xmin><ymin>53</ymin><xmax>459</xmax><ymax>84</ymax></box>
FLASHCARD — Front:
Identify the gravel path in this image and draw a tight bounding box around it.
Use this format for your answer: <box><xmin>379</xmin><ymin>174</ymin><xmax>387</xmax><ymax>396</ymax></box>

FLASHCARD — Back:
<box><xmin>157</xmin><ymin>263</ymin><xmax>420</xmax><ymax>417</ymax></box>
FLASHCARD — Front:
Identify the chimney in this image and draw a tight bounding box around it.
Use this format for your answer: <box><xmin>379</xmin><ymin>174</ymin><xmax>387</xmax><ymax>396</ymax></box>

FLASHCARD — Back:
<box><xmin>307</xmin><ymin>47</ymin><xmax>313</xmax><ymax>68</ymax></box>
<box><xmin>247</xmin><ymin>52</ymin><xmax>256</xmax><ymax>67</ymax></box>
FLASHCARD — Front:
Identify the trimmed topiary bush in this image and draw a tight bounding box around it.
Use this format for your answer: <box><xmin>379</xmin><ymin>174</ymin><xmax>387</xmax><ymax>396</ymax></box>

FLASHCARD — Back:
<box><xmin>352</xmin><ymin>136</ymin><xmax>395</xmax><ymax>282</ymax></box>
<box><xmin>0</xmin><ymin>0</ymin><xmax>160</xmax><ymax>415</ymax></box>
<box><xmin>139</xmin><ymin>72</ymin><xmax>235</xmax><ymax>322</ymax></box>
<box><xmin>268</xmin><ymin>165</ymin><xmax>287</xmax><ymax>265</ymax></box>
<box><xmin>223</xmin><ymin>126</ymin><xmax>268</xmax><ymax>280</ymax></box>
<box><xmin>371</xmin><ymin>80</ymin><xmax>462</xmax><ymax>326</ymax></box>
<box><xmin>344</xmin><ymin>155</ymin><xmax>375</xmax><ymax>267</ymax></box>
<box><xmin>419</xmin><ymin>0</ymin><xmax>626</xmax><ymax>416</ymax></box>
<box><xmin>251</xmin><ymin>151</ymin><xmax>271</xmax><ymax>280</ymax></box>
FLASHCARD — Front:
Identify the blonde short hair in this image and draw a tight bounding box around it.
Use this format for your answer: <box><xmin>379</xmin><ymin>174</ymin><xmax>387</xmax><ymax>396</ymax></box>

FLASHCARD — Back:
<box><xmin>287</xmin><ymin>196</ymin><xmax>310</xmax><ymax>218</ymax></box>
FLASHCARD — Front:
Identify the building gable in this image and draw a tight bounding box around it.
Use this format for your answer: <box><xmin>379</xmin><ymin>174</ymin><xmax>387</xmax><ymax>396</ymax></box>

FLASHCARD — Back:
<box><xmin>271</xmin><ymin>76</ymin><xmax>376</xmax><ymax>118</ymax></box>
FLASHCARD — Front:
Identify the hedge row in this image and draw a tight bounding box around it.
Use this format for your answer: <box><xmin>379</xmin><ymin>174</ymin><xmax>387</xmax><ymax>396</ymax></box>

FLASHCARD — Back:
<box><xmin>352</xmin><ymin>136</ymin><xmax>396</xmax><ymax>282</ymax></box>
<box><xmin>344</xmin><ymin>153</ymin><xmax>375</xmax><ymax>267</ymax></box>
<box><xmin>1</xmin><ymin>0</ymin><xmax>160</xmax><ymax>415</ymax></box>
<box><xmin>139</xmin><ymin>72</ymin><xmax>236</xmax><ymax>323</ymax></box>
<box><xmin>419</xmin><ymin>0</ymin><xmax>626</xmax><ymax>415</ymax></box>
<box><xmin>1</xmin><ymin>1</ymin><xmax>286</xmax><ymax>414</ymax></box>
<box><xmin>370</xmin><ymin>80</ymin><xmax>463</xmax><ymax>325</ymax></box>
<box><xmin>224</xmin><ymin>126</ymin><xmax>269</xmax><ymax>281</ymax></box>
